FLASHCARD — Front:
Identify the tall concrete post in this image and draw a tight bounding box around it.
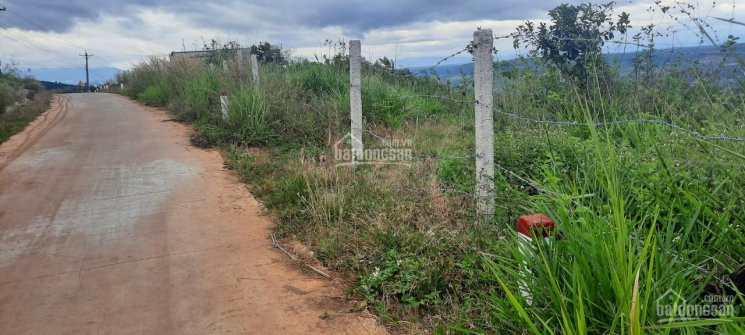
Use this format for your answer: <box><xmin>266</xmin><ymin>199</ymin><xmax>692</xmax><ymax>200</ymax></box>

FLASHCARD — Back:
<box><xmin>349</xmin><ymin>40</ymin><xmax>363</xmax><ymax>163</ymax></box>
<box><xmin>473</xmin><ymin>28</ymin><xmax>495</xmax><ymax>223</ymax></box>
<box><xmin>250</xmin><ymin>54</ymin><xmax>260</xmax><ymax>86</ymax></box>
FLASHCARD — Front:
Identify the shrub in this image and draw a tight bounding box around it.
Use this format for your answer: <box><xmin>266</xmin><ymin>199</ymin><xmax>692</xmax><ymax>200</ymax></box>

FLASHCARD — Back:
<box><xmin>225</xmin><ymin>86</ymin><xmax>276</xmax><ymax>145</ymax></box>
<box><xmin>0</xmin><ymin>82</ymin><xmax>15</xmax><ymax>114</ymax></box>
<box><xmin>0</xmin><ymin>74</ymin><xmax>50</xmax><ymax>143</ymax></box>
<box><xmin>362</xmin><ymin>77</ymin><xmax>407</xmax><ymax>127</ymax></box>
<box><xmin>288</xmin><ymin>63</ymin><xmax>347</xmax><ymax>94</ymax></box>
<box><xmin>137</xmin><ymin>83</ymin><xmax>168</xmax><ymax>106</ymax></box>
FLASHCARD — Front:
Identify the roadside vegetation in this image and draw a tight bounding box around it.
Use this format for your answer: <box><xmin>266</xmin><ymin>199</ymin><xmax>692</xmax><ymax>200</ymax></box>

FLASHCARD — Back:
<box><xmin>0</xmin><ymin>67</ymin><xmax>51</xmax><ymax>143</ymax></box>
<box><xmin>119</xmin><ymin>2</ymin><xmax>745</xmax><ymax>333</ymax></box>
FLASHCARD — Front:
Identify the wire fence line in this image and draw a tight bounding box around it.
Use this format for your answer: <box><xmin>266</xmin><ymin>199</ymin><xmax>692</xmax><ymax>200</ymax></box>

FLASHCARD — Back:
<box><xmin>384</xmin><ymin>84</ymin><xmax>745</xmax><ymax>144</ymax></box>
<box><xmin>489</xmin><ymin>108</ymin><xmax>745</xmax><ymax>142</ymax></box>
<box><xmin>496</xmin><ymin>32</ymin><xmax>745</xmax><ymax>53</ymax></box>
<box><xmin>428</xmin><ymin>46</ymin><xmax>471</xmax><ymax>71</ymax></box>
<box><xmin>424</xmin><ymin>33</ymin><xmax>745</xmax><ymax>74</ymax></box>
<box><xmin>344</xmin><ymin>27</ymin><xmax>745</xmax><ymax>219</ymax></box>
<box><xmin>383</xmin><ymin>41</ymin><xmax>745</xmax><ymax>144</ymax></box>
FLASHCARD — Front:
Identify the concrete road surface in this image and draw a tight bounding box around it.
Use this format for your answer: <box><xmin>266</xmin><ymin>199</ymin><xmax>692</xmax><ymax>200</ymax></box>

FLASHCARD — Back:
<box><xmin>0</xmin><ymin>94</ymin><xmax>385</xmax><ymax>335</ymax></box>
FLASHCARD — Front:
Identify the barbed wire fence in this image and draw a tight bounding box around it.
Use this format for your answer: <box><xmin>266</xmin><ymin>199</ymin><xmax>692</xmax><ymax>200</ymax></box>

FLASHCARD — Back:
<box><xmin>344</xmin><ymin>27</ymin><xmax>745</xmax><ymax>222</ymax></box>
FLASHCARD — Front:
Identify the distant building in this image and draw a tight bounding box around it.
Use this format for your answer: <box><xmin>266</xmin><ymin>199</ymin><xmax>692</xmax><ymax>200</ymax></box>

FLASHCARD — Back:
<box><xmin>169</xmin><ymin>45</ymin><xmax>283</xmax><ymax>62</ymax></box>
<box><xmin>169</xmin><ymin>48</ymin><xmax>254</xmax><ymax>61</ymax></box>
<box><xmin>169</xmin><ymin>50</ymin><xmax>213</xmax><ymax>61</ymax></box>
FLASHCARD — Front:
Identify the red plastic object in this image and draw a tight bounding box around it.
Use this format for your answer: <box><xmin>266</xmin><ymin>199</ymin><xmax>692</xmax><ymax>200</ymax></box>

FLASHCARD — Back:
<box><xmin>517</xmin><ymin>214</ymin><xmax>555</xmax><ymax>238</ymax></box>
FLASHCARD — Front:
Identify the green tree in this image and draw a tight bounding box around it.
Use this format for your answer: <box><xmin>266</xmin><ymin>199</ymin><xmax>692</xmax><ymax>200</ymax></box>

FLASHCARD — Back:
<box><xmin>249</xmin><ymin>42</ymin><xmax>285</xmax><ymax>63</ymax></box>
<box><xmin>512</xmin><ymin>2</ymin><xmax>630</xmax><ymax>83</ymax></box>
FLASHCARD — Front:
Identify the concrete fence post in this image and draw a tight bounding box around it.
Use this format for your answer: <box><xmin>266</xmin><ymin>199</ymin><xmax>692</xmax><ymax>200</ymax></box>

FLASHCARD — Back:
<box><xmin>349</xmin><ymin>40</ymin><xmax>363</xmax><ymax>164</ymax></box>
<box><xmin>473</xmin><ymin>28</ymin><xmax>495</xmax><ymax>223</ymax></box>
<box><xmin>120</xmin><ymin>83</ymin><xmax>124</xmax><ymax>91</ymax></box>
<box><xmin>220</xmin><ymin>91</ymin><xmax>229</xmax><ymax>121</ymax></box>
<box><xmin>250</xmin><ymin>54</ymin><xmax>260</xmax><ymax>86</ymax></box>
<box><xmin>223</xmin><ymin>60</ymin><xmax>228</xmax><ymax>71</ymax></box>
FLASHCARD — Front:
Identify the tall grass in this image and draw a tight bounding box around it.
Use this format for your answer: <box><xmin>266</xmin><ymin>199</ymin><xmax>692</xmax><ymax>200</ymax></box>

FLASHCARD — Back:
<box><xmin>121</xmin><ymin>46</ymin><xmax>745</xmax><ymax>333</ymax></box>
<box><xmin>0</xmin><ymin>73</ymin><xmax>51</xmax><ymax>143</ymax></box>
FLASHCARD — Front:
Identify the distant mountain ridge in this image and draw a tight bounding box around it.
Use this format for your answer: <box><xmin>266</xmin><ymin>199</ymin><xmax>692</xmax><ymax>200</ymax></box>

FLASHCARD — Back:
<box><xmin>39</xmin><ymin>81</ymin><xmax>79</xmax><ymax>93</ymax></box>
<box><xmin>408</xmin><ymin>43</ymin><xmax>745</xmax><ymax>85</ymax></box>
<box><xmin>25</xmin><ymin>67</ymin><xmax>122</xmax><ymax>86</ymax></box>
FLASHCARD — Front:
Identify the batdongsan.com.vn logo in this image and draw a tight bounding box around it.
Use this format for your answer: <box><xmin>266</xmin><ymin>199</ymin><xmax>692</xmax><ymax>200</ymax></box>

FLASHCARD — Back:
<box><xmin>333</xmin><ymin>132</ymin><xmax>413</xmax><ymax>167</ymax></box>
<box><xmin>656</xmin><ymin>288</ymin><xmax>735</xmax><ymax>322</ymax></box>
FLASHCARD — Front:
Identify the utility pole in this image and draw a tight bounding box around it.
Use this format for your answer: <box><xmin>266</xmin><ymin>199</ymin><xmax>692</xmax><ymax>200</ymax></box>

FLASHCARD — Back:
<box><xmin>79</xmin><ymin>50</ymin><xmax>92</xmax><ymax>92</ymax></box>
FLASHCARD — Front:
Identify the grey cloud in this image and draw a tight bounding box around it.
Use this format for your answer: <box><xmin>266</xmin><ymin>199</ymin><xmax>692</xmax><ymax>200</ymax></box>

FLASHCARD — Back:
<box><xmin>264</xmin><ymin>0</ymin><xmax>566</xmax><ymax>35</ymax></box>
<box><xmin>2</xmin><ymin>0</ymin><xmax>565</xmax><ymax>34</ymax></box>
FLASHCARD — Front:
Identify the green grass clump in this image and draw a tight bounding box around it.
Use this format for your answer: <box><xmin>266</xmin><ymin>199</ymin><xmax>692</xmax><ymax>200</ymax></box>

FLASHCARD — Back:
<box><xmin>288</xmin><ymin>63</ymin><xmax>347</xmax><ymax>94</ymax></box>
<box><xmin>137</xmin><ymin>82</ymin><xmax>168</xmax><ymax>106</ymax></box>
<box><xmin>224</xmin><ymin>85</ymin><xmax>276</xmax><ymax>145</ymax></box>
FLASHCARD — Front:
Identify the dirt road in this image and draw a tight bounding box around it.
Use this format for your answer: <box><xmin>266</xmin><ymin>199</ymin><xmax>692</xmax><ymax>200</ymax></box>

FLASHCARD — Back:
<box><xmin>0</xmin><ymin>94</ymin><xmax>386</xmax><ymax>334</ymax></box>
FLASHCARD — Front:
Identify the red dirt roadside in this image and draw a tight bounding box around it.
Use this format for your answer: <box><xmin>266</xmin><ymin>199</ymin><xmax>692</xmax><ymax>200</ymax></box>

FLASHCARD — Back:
<box><xmin>0</xmin><ymin>93</ymin><xmax>387</xmax><ymax>334</ymax></box>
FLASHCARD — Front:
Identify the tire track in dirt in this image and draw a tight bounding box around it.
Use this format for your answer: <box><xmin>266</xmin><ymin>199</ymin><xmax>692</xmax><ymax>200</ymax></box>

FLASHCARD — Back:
<box><xmin>0</xmin><ymin>94</ymin><xmax>70</xmax><ymax>172</ymax></box>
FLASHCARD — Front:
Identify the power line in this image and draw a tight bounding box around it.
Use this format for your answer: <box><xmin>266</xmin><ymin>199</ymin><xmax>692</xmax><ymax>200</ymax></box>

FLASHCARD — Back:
<box><xmin>0</xmin><ymin>28</ymin><xmax>71</xmax><ymax>66</ymax></box>
<box><xmin>4</xmin><ymin>12</ymin><xmax>167</xmax><ymax>58</ymax></box>
<box><xmin>0</xmin><ymin>19</ymin><xmax>129</xmax><ymax>74</ymax></box>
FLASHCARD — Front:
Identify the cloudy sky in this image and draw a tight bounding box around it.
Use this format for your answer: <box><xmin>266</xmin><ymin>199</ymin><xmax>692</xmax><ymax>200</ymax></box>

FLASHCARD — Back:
<box><xmin>0</xmin><ymin>0</ymin><xmax>743</xmax><ymax>74</ymax></box>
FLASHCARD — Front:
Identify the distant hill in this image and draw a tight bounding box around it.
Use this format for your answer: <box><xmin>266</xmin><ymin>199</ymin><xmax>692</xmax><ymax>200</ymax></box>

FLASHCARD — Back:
<box><xmin>408</xmin><ymin>43</ymin><xmax>745</xmax><ymax>86</ymax></box>
<box><xmin>39</xmin><ymin>81</ymin><xmax>79</xmax><ymax>93</ymax></box>
<box><xmin>26</xmin><ymin>67</ymin><xmax>122</xmax><ymax>86</ymax></box>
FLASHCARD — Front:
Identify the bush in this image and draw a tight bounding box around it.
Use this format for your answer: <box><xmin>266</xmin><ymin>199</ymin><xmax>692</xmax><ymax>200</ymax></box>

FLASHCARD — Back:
<box><xmin>288</xmin><ymin>63</ymin><xmax>347</xmax><ymax>94</ymax></box>
<box><xmin>0</xmin><ymin>82</ymin><xmax>15</xmax><ymax>114</ymax></box>
<box><xmin>362</xmin><ymin>77</ymin><xmax>407</xmax><ymax>127</ymax></box>
<box><xmin>225</xmin><ymin>86</ymin><xmax>276</xmax><ymax>145</ymax></box>
<box><xmin>137</xmin><ymin>83</ymin><xmax>169</xmax><ymax>106</ymax></box>
<box><xmin>177</xmin><ymin>68</ymin><xmax>216</xmax><ymax>121</ymax></box>
<box><xmin>0</xmin><ymin>74</ymin><xmax>50</xmax><ymax>143</ymax></box>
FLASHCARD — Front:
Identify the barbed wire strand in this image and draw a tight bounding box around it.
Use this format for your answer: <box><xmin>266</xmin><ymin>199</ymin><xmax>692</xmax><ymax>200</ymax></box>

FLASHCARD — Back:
<box><xmin>429</xmin><ymin>46</ymin><xmax>471</xmax><ymax>71</ymax></box>
<box><xmin>490</xmin><ymin>108</ymin><xmax>745</xmax><ymax>142</ymax></box>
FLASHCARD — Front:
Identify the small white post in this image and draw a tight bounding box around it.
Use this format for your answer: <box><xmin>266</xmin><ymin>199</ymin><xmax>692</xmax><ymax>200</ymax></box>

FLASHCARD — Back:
<box><xmin>250</xmin><ymin>54</ymin><xmax>260</xmax><ymax>86</ymax></box>
<box><xmin>120</xmin><ymin>83</ymin><xmax>124</xmax><ymax>91</ymax></box>
<box><xmin>349</xmin><ymin>40</ymin><xmax>363</xmax><ymax>164</ymax></box>
<box><xmin>516</xmin><ymin>214</ymin><xmax>555</xmax><ymax>306</ymax></box>
<box><xmin>223</xmin><ymin>60</ymin><xmax>228</xmax><ymax>71</ymax></box>
<box><xmin>220</xmin><ymin>91</ymin><xmax>229</xmax><ymax>121</ymax></box>
<box><xmin>473</xmin><ymin>28</ymin><xmax>495</xmax><ymax>223</ymax></box>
